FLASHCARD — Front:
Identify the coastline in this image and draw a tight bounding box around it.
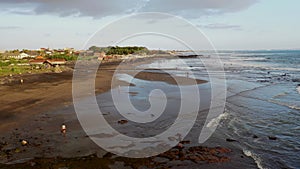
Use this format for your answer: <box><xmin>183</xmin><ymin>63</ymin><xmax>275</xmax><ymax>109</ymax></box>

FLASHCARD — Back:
<box><xmin>0</xmin><ymin>57</ymin><xmax>256</xmax><ymax>168</ymax></box>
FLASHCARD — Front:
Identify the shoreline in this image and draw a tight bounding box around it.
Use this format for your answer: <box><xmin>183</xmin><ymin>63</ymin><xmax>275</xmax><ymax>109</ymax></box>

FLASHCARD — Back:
<box><xmin>0</xmin><ymin>57</ymin><xmax>254</xmax><ymax>168</ymax></box>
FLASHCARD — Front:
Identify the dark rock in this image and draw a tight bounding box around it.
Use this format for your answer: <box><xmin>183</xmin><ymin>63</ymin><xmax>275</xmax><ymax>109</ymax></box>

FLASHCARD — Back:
<box><xmin>177</xmin><ymin>55</ymin><xmax>201</xmax><ymax>58</ymax></box>
<box><xmin>118</xmin><ymin>120</ymin><xmax>128</xmax><ymax>124</ymax></box>
<box><xmin>103</xmin><ymin>152</ymin><xmax>113</xmax><ymax>158</ymax></box>
<box><xmin>226</xmin><ymin>138</ymin><xmax>238</xmax><ymax>142</ymax></box>
<box><xmin>178</xmin><ymin>151</ymin><xmax>185</xmax><ymax>161</ymax></box>
<box><xmin>102</xmin><ymin>112</ymin><xmax>110</xmax><ymax>116</ymax></box>
<box><xmin>207</xmin><ymin>155</ymin><xmax>220</xmax><ymax>163</ymax></box>
<box><xmin>292</xmin><ymin>79</ymin><xmax>300</xmax><ymax>82</ymax></box>
<box><xmin>219</xmin><ymin>156</ymin><xmax>230</xmax><ymax>162</ymax></box>
<box><xmin>281</xmin><ymin>73</ymin><xmax>287</xmax><ymax>76</ymax></box>
<box><xmin>253</xmin><ymin>135</ymin><xmax>259</xmax><ymax>139</ymax></box>
<box><xmin>268</xmin><ymin>136</ymin><xmax>277</xmax><ymax>140</ymax></box>
<box><xmin>215</xmin><ymin>147</ymin><xmax>231</xmax><ymax>153</ymax></box>
<box><xmin>156</xmin><ymin>145</ymin><xmax>232</xmax><ymax>165</ymax></box>
<box><xmin>153</xmin><ymin>157</ymin><xmax>169</xmax><ymax>163</ymax></box>
<box><xmin>187</xmin><ymin>154</ymin><xmax>199</xmax><ymax>162</ymax></box>
<box><xmin>180</xmin><ymin>140</ymin><xmax>191</xmax><ymax>144</ymax></box>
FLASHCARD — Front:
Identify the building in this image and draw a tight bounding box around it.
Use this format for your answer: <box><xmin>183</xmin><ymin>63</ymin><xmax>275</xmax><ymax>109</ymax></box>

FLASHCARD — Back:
<box><xmin>29</xmin><ymin>59</ymin><xmax>45</xmax><ymax>65</ymax></box>
<box><xmin>29</xmin><ymin>59</ymin><xmax>66</xmax><ymax>67</ymax></box>
<box><xmin>45</xmin><ymin>51</ymin><xmax>53</xmax><ymax>55</ymax></box>
<box><xmin>45</xmin><ymin>59</ymin><xmax>66</xmax><ymax>66</ymax></box>
<box><xmin>8</xmin><ymin>52</ymin><xmax>35</xmax><ymax>59</ymax></box>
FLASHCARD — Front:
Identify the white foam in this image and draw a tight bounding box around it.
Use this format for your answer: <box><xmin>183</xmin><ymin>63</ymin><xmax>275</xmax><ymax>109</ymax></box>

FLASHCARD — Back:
<box><xmin>272</xmin><ymin>92</ymin><xmax>288</xmax><ymax>98</ymax></box>
<box><xmin>221</xmin><ymin>54</ymin><xmax>300</xmax><ymax>72</ymax></box>
<box><xmin>243</xmin><ymin>149</ymin><xmax>267</xmax><ymax>169</ymax></box>
<box><xmin>115</xmin><ymin>73</ymin><xmax>135</xmax><ymax>85</ymax></box>
<box><xmin>206</xmin><ymin>112</ymin><xmax>228</xmax><ymax>128</ymax></box>
<box><xmin>137</xmin><ymin>58</ymin><xmax>199</xmax><ymax>71</ymax></box>
<box><xmin>269</xmin><ymin>100</ymin><xmax>300</xmax><ymax>110</ymax></box>
<box><xmin>297</xmin><ymin>86</ymin><xmax>300</xmax><ymax>95</ymax></box>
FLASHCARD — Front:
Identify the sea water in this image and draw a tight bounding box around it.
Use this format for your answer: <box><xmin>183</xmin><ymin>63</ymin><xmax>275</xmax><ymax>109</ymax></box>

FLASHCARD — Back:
<box><xmin>139</xmin><ymin>50</ymin><xmax>300</xmax><ymax>169</ymax></box>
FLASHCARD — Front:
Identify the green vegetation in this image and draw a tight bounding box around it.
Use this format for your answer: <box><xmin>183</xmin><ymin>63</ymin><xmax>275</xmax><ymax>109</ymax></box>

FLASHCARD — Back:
<box><xmin>0</xmin><ymin>66</ymin><xmax>28</xmax><ymax>76</ymax></box>
<box><xmin>89</xmin><ymin>46</ymin><xmax>149</xmax><ymax>55</ymax></box>
<box><xmin>0</xmin><ymin>59</ymin><xmax>27</xmax><ymax>66</ymax></box>
<box><xmin>0</xmin><ymin>49</ymin><xmax>78</xmax><ymax>76</ymax></box>
<box><xmin>46</xmin><ymin>54</ymin><xmax>78</xmax><ymax>61</ymax></box>
<box><xmin>0</xmin><ymin>59</ymin><xmax>30</xmax><ymax>76</ymax></box>
<box><xmin>88</xmin><ymin>46</ymin><xmax>110</xmax><ymax>53</ymax></box>
<box><xmin>0</xmin><ymin>45</ymin><xmax>159</xmax><ymax>76</ymax></box>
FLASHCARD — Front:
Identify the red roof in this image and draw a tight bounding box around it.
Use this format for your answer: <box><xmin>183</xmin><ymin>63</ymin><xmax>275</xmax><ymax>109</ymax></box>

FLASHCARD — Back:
<box><xmin>45</xmin><ymin>59</ymin><xmax>66</xmax><ymax>65</ymax></box>
<box><xmin>29</xmin><ymin>59</ymin><xmax>66</xmax><ymax>65</ymax></box>
<box><xmin>29</xmin><ymin>59</ymin><xmax>46</xmax><ymax>63</ymax></box>
<box><xmin>35</xmin><ymin>56</ymin><xmax>44</xmax><ymax>59</ymax></box>
<box><xmin>47</xmin><ymin>59</ymin><xmax>66</xmax><ymax>62</ymax></box>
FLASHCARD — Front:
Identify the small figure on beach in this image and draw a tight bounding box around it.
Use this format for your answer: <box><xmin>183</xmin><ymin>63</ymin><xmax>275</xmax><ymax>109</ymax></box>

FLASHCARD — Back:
<box><xmin>175</xmin><ymin>133</ymin><xmax>184</xmax><ymax>149</ymax></box>
<box><xmin>21</xmin><ymin>140</ymin><xmax>28</xmax><ymax>146</ymax></box>
<box><xmin>20</xmin><ymin>79</ymin><xmax>24</xmax><ymax>84</ymax></box>
<box><xmin>61</xmin><ymin>124</ymin><xmax>67</xmax><ymax>137</ymax></box>
<box><xmin>177</xmin><ymin>142</ymin><xmax>184</xmax><ymax>149</ymax></box>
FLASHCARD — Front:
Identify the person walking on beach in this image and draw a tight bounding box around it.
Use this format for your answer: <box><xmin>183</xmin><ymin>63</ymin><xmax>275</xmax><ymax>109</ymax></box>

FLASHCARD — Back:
<box><xmin>61</xmin><ymin>124</ymin><xmax>67</xmax><ymax>137</ymax></box>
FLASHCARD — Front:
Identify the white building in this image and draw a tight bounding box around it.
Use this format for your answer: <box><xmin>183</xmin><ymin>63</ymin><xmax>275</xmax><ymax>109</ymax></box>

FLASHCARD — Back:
<box><xmin>9</xmin><ymin>52</ymin><xmax>35</xmax><ymax>59</ymax></box>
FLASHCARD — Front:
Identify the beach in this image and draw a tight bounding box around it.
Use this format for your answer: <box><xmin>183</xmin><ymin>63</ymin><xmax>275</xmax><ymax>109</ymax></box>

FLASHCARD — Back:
<box><xmin>0</xmin><ymin>56</ymin><xmax>257</xmax><ymax>169</ymax></box>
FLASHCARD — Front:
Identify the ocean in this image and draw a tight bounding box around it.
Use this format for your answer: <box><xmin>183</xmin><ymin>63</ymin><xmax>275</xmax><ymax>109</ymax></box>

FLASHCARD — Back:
<box><xmin>137</xmin><ymin>50</ymin><xmax>300</xmax><ymax>169</ymax></box>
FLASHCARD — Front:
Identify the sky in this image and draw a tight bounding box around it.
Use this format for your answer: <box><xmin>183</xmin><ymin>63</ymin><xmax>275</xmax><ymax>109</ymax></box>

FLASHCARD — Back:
<box><xmin>0</xmin><ymin>0</ymin><xmax>299</xmax><ymax>50</ymax></box>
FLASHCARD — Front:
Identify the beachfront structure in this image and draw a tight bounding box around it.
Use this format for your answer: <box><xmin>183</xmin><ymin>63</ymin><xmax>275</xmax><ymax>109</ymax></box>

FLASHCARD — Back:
<box><xmin>95</xmin><ymin>52</ymin><xmax>106</xmax><ymax>60</ymax></box>
<box><xmin>29</xmin><ymin>59</ymin><xmax>45</xmax><ymax>65</ymax></box>
<box><xmin>29</xmin><ymin>59</ymin><xmax>66</xmax><ymax>67</ymax></box>
<box><xmin>46</xmin><ymin>59</ymin><xmax>66</xmax><ymax>66</ymax></box>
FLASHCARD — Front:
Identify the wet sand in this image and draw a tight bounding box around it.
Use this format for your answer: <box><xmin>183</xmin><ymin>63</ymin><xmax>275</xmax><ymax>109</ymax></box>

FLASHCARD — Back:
<box><xmin>0</xmin><ymin>59</ymin><xmax>254</xmax><ymax>168</ymax></box>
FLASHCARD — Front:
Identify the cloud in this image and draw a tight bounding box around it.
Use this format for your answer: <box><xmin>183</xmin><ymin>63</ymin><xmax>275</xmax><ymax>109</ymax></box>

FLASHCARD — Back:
<box><xmin>141</xmin><ymin>0</ymin><xmax>258</xmax><ymax>17</ymax></box>
<box><xmin>198</xmin><ymin>23</ymin><xmax>242</xmax><ymax>30</ymax></box>
<box><xmin>0</xmin><ymin>0</ymin><xmax>258</xmax><ymax>18</ymax></box>
<box><xmin>0</xmin><ymin>0</ymin><xmax>143</xmax><ymax>17</ymax></box>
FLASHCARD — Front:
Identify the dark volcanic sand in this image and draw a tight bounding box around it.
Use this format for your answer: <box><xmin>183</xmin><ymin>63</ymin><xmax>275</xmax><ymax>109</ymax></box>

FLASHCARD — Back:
<box><xmin>0</xmin><ymin>58</ymin><xmax>255</xmax><ymax>168</ymax></box>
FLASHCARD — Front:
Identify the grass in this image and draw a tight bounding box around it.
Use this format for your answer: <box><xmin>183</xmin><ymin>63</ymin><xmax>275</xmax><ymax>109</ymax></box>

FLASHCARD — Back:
<box><xmin>0</xmin><ymin>65</ymin><xmax>32</xmax><ymax>76</ymax></box>
<box><xmin>0</xmin><ymin>59</ymin><xmax>29</xmax><ymax>76</ymax></box>
<box><xmin>0</xmin><ymin>59</ymin><xmax>51</xmax><ymax>76</ymax></box>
